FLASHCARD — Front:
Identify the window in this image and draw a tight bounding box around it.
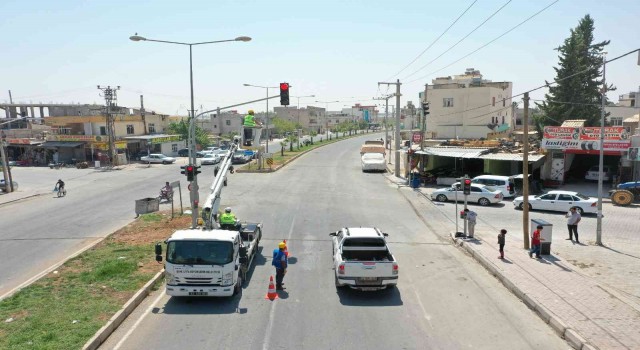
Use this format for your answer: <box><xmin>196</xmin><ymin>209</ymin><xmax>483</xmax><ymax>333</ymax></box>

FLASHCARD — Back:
<box><xmin>492</xmin><ymin>97</ymin><xmax>496</xmax><ymax>106</ymax></box>
<box><xmin>539</xmin><ymin>194</ymin><xmax>556</xmax><ymax>200</ymax></box>
<box><xmin>557</xmin><ymin>194</ymin><xmax>573</xmax><ymax>201</ymax></box>
<box><xmin>171</xmin><ymin>144</ymin><xmax>178</xmax><ymax>152</ymax></box>
<box><xmin>126</xmin><ymin>125</ymin><xmax>134</xmax><ymax>135</ymax></box>
<box><xmin>214</xmin><ymin>125</ymin><xmax>217</xmax><ymax>129</ymax></box>
<box><xmin>503</xmin><ymin>98</ymin><xmax>506</xmax><ymax>107</ymax></box>
<box><xmin>99</xmin><ymin>126</ymin><xmax>106</xmax><ymax>136</ymax></box>
<box><xmin>610</xmin><ymin>117</ymin><xmax>623</xmax><ymax>126</ymax></box>
<box><xmin>148</xmin><ymin>123</ymin><xmax>156</xmax><ymax>133</ymax></box>
<box><xmin>471</xmin><ymin>186</ymin><xmax>482</xmax><ymax>192</ymax></box>
<box><xmin>443</xmin><ymin>98</ymin><xmax>454</xmax><ymax>107</ymax></box>
<box><xmin>225</xmin><ymin>120</ymin><xmax>231</xmax><ymax>126</ymax></box>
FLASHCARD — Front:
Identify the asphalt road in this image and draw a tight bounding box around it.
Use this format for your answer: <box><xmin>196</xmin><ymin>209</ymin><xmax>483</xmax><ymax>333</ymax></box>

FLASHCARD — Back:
<box><xmin>0</xmin><ymin>160</ymin><xmax>207</xmax><ymax>298</ymax></box>
<box><xmin>101</xmin><ymin>134</ymin><xmax>568</xmax><ymax>350</ymax></box>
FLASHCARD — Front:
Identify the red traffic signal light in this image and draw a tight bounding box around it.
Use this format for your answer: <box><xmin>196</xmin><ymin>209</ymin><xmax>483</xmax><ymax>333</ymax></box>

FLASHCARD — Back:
<box><xmin>280</xmin><ymin>82</ymin><xmax>290</xmax><ymax>106</ymax></box>
<box><xmin>186</xmin><ymin>166</ymin><xmax>194</xmax><ymax>172</ymax></box>
<box><xmin>464</xmin><ymin>179</ymin><xmax>471</xmax><ymax>185</ymax></box>
<box><xmin>463</xmin><ymin>178</ymin><xmax>471</xmax><ymax>195</ymax></box>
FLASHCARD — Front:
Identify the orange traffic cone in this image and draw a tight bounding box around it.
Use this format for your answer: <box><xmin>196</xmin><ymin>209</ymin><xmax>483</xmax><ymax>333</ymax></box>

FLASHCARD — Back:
<box><xmin>283</xmin><ymin>239</ymin><xmax>289</xmax><ymax>257</ymax></box>
<box><xmin>265</xmin><ymin>276</ymin><xmax>279</xmax><ymax>300</ymax></box>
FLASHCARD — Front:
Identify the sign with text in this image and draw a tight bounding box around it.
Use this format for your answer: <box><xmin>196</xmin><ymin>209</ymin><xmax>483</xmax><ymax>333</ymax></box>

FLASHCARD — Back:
<box><xmin>542</xmin><ymin>126</ymin><xmax>631</xmax><ymax>152</ymax></box>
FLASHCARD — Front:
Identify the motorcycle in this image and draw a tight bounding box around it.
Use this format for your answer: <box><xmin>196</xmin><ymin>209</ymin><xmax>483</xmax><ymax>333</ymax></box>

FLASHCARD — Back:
<box><xmin>158</xmin><ymin>188</ymin><xmax>173</xmax><ymax>202</ymax></box>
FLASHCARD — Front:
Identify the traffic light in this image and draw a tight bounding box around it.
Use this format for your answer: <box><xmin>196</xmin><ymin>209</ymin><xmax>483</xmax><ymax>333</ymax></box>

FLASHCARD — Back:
<box><xmin>182</xmin><ymin>165</ymin><xmax>194</xmax><ymax>181</ymax></box>
<box><xmin>463</xmin><ymin>178</ymin><xmax>471</xmax><ymax>195</ymax></box>
<box><xmin>422</xmin><ymin>102</ymin><xmax>430</xmax><ymax>116</ymax></box>
<box><xmin>280</xmin><ymin>82</ymin><xmax>290</xmax><ymax>106</ymax></box>
<box><xmin>195</xmin><ymin>166</ymin><xmax>202</xmax><ymax>176</ymax></box>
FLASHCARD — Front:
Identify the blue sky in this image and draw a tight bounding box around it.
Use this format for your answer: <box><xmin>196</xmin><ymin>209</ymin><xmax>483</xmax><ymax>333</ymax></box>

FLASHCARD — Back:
<box><xmin>1</xmin><ymin>0</ymin><xmax>639</xmax><ymax>116</ymax></box>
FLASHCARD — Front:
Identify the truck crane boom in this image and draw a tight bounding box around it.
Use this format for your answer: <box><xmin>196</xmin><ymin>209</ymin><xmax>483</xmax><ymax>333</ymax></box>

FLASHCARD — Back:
<box><xmin>202</xmin><ymin>137</ymin><xmax>240</xmax><ymax>229</ymax></box>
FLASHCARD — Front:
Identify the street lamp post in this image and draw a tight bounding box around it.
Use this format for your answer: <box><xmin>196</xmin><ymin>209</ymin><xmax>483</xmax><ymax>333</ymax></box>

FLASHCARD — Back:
<box><xmin>315</xmin><ymin>100</ymin><xmax>339</xmax><ymax>139</ymax></box>
<box><xmin>130</xmin><ymin>34</ymin><xmax>251</xmax><ymax>228</ymax></box>
<box><xmin>243</xmin><ymin>84</ymin><xmax>277</xmax><ymax>153</ymax></box>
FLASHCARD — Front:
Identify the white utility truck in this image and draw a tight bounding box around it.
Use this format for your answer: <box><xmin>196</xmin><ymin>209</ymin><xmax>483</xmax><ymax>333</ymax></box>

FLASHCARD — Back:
<box><xmin>155</xmin><ymin>138</ymin><xmax>262</xmax><ymax>297</ymax></box>
<box><xmin>330</xmin><ymin>227</ymin><xmax>398</xmax><ymax>291</ymax></box>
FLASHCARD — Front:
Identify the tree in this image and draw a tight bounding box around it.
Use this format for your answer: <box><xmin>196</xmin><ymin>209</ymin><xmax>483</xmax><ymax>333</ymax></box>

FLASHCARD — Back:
<box><xmin>538</xmin><ymin>15</ymin><xmax>610</xmax><ymax>127</ymax></box>
<box><xmin>168</xmin><ymin>120</ymin><xmax>210</xmax><ymax>149</ymax></box>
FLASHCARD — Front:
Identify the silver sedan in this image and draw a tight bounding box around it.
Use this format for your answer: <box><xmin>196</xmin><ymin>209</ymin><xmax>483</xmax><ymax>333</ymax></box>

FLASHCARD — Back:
<box><xmin>361</xmin><ymin>153</ymin><xmax>386</xmax><ymax>172</ymax></box>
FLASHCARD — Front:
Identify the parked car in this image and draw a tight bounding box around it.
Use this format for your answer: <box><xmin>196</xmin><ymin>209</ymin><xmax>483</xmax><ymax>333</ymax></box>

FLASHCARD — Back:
<box><xmin>232</xmin><ymin>151</ymin><xmax>250</xmax><ymax>164</ymax></box>
<box><xmin>361</xmin><ymin>153</ymin><xmax>386</xmax><ymax>172</ymax></box>
<box><xmin>204</xmin><ymin>146</ymin><xmax>220</xmax><ymax>152</ymax></box>
<box><xmin>131</xmin><ymin>150</ymin><xmax>150</xmax><ymax>161</ymax></box>
<box><xmin>200</xmin><ymin>153</ymin><xmax>221</xmax><ymax>165</ymax></box>
<box><xmin>454</xmin><ymin>175</ymin><xmax>516</xmax><ymax>198</ymax></box>
<box><xmin>140</xmin><ymin>154</ymin><xmax>176</xmax><ymax>164</ymax></box>
<box><xmin>431</xmin><ymin>184</ymin><xmax>503</xmax><ymax>206</ymax></box>
<box><xmin>177</xmin><ymin>148</ymin><xmax>190</xmax><ymax>157</ymax></box>
<box><xmin>213</xmin><ymin>149</ymin><xmax>231</xmax><ymax>158</ymax></box>
<box><xmin>512</xmin><ymin>190</ymin><xmax>597</xmax><ymax>215</ymax></box>
<box><xmin>0</xmin><ymin>179</ymin><xmax>18</xmax><ymax>192</ymax></box>
<box><xmin>585</xmin><ymin>165</ymin><xmax>612</xmax><ymax>182</ymax></box>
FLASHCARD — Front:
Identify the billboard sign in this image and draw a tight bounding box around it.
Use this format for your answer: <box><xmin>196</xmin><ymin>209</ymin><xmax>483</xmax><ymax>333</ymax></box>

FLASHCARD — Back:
<box><xmin>542</xmin><ymin>126</ymin><xmax>631</xmax><ymax>152</ymax></box>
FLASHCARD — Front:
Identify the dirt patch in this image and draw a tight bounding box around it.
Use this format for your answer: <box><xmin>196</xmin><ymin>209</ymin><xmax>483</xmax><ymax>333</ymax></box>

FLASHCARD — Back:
<box><xmin>111</xmin><ymin>211</ymin><xmax>191</xmax><ymax>245</ymax></box>
<box><xmin>567</xmin><ymin>259</ymin><xmax>595</xmax><ymax>269</ymax></box>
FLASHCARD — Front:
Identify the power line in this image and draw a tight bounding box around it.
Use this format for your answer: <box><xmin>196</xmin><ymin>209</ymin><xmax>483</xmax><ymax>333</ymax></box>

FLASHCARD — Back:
<box><xmin>407</xmin><ymin>0</ymin><xmax>559</xmax><ymax>84</ymax></box>
<box><xmin>402</xmin><ymin>0</ymin><xmax>511</xmax><ymax>80</ymax></box>
<box><xmin>423</xmin><ymin>48</ymin><xmax>640</xmax><ymax>120</ymax></box>
<box><xmin>388</xmin><ymin>0</ymin><xmax>478</xmax><ymax>80</ymax></box>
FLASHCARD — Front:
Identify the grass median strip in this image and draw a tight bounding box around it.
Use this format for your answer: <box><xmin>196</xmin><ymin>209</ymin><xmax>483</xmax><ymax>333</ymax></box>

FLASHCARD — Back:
<box><xmin>0</xmin><ymin>212</ymin><xmax>189</xmax><ymax>350</ymax></box>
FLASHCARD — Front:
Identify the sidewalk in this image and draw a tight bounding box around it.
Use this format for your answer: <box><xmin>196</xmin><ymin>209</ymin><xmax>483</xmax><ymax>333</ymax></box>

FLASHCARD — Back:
<box><xmin>385</xmin><ymin>152</ymin><xmax>640</xmax><ymax>349</ymax></box>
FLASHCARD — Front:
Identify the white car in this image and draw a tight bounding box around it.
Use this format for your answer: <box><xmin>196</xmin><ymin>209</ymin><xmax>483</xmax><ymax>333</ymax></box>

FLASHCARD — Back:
<box><xmin>512</xmin><ymin>190</ymin><xmax>597</xmax><ymax>215</ymax></box>
<box><xmin>0</xmin><ymin>179</ymin><xmax>18</xmax><ymax>192</ymax></box>
<box><xmin>431</xmin><ymin>184</ymin><xmax>503</xmax><ymax>206</ymax></box>
<box><xmin>140</xmin><ymin>154</ymin><xmax>176</xmax><ymax>164</ymax></box>
<box><xmin>200</xmin><ymin>153</ymin><xmax>221</xmax><ymax>165</ymax></box>
<box><xmin>213</xmin><ymin>149</ymin><xmax>231</xmax><ymax>158</ymax></box>
<box><xmin>361</xmin><ymin>153</ymin><xmax>386</xmax><ymax>172</ymax></box>
<box><xmin>584</xmin><ymin>165</ymin><xmax>612</xmax><ymax>182</ymax></box>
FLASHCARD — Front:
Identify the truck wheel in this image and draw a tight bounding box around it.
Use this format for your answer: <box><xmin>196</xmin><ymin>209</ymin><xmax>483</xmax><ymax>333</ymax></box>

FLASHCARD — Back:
<box><xmin>611</xmin><ymin>190</ymin><xmax>634</xmax><ymax>206</ymax></box>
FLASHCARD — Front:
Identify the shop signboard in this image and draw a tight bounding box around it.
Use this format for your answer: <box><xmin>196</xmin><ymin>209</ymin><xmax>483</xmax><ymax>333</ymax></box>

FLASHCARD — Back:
<box><xmin>542</xmin><ymin>126</ymin><xmax>631</xmax><ymax>152</ymax></box>
<box><xmin>55</xmin><ymin>135</ymin><xmax>101</xmax><ymax>142</ymax></box>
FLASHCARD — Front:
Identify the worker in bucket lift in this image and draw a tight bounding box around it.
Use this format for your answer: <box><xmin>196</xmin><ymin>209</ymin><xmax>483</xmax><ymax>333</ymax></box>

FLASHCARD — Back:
<box><xmin>243</xmin><ymin>110</ymin><xmax>262</xmax><ymax>146</ymax></box>
<box><xmin>219</xmin><ymin>207</ymin><xmax>239</xmax><ymax>230</ymax></box>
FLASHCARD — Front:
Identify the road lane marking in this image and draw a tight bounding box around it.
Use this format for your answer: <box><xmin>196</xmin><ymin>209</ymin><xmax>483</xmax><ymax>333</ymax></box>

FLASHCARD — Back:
<box><xmin>262</xmin><ymin>218</ymin><xmax>295</xmax><ymax>350</ymax></box>
<box><xmin>113</xmin><ymin>289</ymin><xmax>166</xmax><ymax>350</ymax></box>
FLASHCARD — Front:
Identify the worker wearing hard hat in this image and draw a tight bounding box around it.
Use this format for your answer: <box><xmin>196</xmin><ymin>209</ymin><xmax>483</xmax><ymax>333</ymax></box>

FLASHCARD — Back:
<box><xmin>272</xmin><ymin>241</ymin><xmax>288</xmax><ymax>290</ymax></box>
<box><xmin>219</xmin><ymin>207</ymin><xmax>238</xmax><ymax>230</ymax></box>
<box><xmin>242</xmin><ymin>110</ymin><xmax>262</xmax><ymax>146</ymax></box>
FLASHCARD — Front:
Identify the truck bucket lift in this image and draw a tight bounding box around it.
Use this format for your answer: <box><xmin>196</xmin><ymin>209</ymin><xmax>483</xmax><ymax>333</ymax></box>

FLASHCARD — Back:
<box><xmin>241</xmin><ymin>125</ymin><xmax>263</xmax><ymax>147</ymax></box>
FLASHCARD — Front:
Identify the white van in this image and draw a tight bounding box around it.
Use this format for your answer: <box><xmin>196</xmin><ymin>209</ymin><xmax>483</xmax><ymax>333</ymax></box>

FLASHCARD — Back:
<box><xmin>471</xmin><ymin>175</ymin><xmax>516</xmax><ymax>198</ymax></box>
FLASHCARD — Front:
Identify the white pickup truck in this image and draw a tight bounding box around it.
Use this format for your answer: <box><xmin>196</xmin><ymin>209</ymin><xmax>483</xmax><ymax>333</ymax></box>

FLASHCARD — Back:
<box><xmin>330</xmin><ymin>227</ymin><xmax>398</xmax><ymax>291</ymax></box>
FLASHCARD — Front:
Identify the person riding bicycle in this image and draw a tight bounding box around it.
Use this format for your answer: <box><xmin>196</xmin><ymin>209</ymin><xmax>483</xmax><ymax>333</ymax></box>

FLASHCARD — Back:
<box><xmin>55</xmin><ymin>179</ymin><xmax>65</xmax><ymax>192</ymax></box>
<box><xmin>219</xmin><ymin>207</ymin><xmax>239</xmax><ymax>230</ymax></box>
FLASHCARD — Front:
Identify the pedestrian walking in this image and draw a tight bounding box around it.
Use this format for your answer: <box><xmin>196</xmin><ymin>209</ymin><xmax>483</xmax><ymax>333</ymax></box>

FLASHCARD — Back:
<box><xmin>529</xmin><ymin>225</ymin><xmax>545</xmax><ymax>259</ymax></box>
<box><xmin>565</xmin><ymin>207</ymin><xmax>581</xmax><ymax>243</ymax></box>
<box><xmin>464</xmin><ymin>209</ymin><xmax>477</xmax><ymax>238</ymax></box>
<box><xmin>272</xmin><ymin>242</ymin><xmax>288</xmax><ymax>290</ymax></box>
<box><xmin>497</xmin><ymin>229</ymin><xmax>507</xmax><ymax>259</ymax></box>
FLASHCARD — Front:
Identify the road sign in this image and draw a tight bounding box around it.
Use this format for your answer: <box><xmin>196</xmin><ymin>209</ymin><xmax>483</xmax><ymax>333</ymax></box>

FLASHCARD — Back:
<box><xmin>262</xmin><ymin>153</ymin><xmax>273</xmax><ymax>159</ymax></box>
<box><xmin>412</xmin><ymin>133</ymin><xmax>422</xmax><ymax>143</ymax></box>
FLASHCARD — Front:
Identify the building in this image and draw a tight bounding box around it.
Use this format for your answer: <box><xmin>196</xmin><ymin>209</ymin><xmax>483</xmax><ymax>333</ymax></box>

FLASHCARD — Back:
<box><xmin>606</xmin><ymin>91</ymin><xmax>640</xmax><ymax>127</ymax></box>
<box><xmin>418</xmin><ymin>68</ymin><xmax>513</xmax><ymax>139</ymax></box>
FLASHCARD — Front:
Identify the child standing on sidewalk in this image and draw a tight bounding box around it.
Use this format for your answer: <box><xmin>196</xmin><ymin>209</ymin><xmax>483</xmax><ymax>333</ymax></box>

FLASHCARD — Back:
<box><xmin>497</xmin><ymin>229</ymin><xmax>507</xmax><ymax>259</ymax></box>
<box><xmin>529</xmin><ymin>225</ymin><xmax>544</xmax><ymax>259</ymax></box>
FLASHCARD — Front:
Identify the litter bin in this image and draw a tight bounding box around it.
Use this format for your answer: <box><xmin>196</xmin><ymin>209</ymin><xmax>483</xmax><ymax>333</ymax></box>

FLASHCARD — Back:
<box><xmin>135</xmin><ymin>197</ymin><xmax>160</xmax><ymax>217</ymax></box>
<box><xmin>531</xmin><ymin>218</ymin><xmax>553</xmax><ymax>255</ymax></box>
<box><xmin>411</xmin><ymin>174</ymin><xmax>421</xmax><ymax>188</ymax></box>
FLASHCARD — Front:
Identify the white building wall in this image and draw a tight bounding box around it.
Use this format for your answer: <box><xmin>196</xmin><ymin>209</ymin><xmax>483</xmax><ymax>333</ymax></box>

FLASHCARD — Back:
<box><xmin>423</xmin><ymin>83</ymin><xmax>512</xmax><ymax>139</ymax></box>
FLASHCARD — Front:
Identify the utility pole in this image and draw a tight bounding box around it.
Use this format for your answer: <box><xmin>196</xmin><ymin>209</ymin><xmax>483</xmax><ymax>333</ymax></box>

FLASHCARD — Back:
<box><xmin>378</xmin><ymin>79</ymin><xmax>402</xmax><ymax>177</ymax></box>
<box><xmin>98</xmin><ymin>85</ymin><xmax>120</xmax><ymax>166</ymax></box>
<box><xmin>421</xmin><ymin>84</ymin><xmax>428</xmax><ymax>151</ymax></box>
<box><xmin>596</xmin><ymin>53</ymin><xmax>607</xmax><ymax>246</ymax></box>
<box><xmin>523</xmin><ymin>92</ymin><xmax>530</xmax><ymax>250</ymax></box>
<box><xmin>1</xmin><ymin>132</ymin><xmax>11</xmax><ymax>193</ymax></box>
<box><xmin>373</xmin><ymin>94</ymin><xmax>395</xmax><ymax>157</ymax></box>
<box><xmin>140</xmin><ymin>95</ymin><xmax>147</xmax><ymax>135</ymax></box>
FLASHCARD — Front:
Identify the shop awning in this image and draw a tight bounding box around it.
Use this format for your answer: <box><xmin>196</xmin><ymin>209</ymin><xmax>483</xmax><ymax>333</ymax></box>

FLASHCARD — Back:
<box><xmin>421</xmin><ymin>147</ymin><xmax>490</xmax><ymax>159</ymax></box>
<box><xmin>479</xmin><ymin>153</ymin><xmax>546</xmax><ymax>162</ymax></box>
<box><xmin>40</xmin><ymin>141</ymin><xmax>85</xmax><ymax>148</ymax></box>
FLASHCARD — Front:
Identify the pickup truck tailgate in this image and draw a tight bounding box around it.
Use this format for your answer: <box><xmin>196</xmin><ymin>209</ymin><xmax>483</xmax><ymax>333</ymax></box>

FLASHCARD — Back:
<box><xmin>343</xmin><ymin>261</ymin><xmax>395</xmax><ymax>278</ymax></box>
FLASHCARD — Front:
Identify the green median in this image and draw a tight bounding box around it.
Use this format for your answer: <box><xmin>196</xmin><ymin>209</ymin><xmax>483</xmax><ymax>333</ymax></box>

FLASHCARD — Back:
<box><xmin>0</xmin><ymin>212</ymin><xmax>184</xmax><ymax>350</ymax></box>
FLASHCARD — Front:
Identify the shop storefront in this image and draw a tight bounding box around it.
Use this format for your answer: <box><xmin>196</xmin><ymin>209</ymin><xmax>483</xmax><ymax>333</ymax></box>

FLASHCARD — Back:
<box><xmin>541</xmin><ymin>126</ymin><xmax>631</xmax><ymax>184</ymax></box>
<box><xmin>124</xmin><ymin>134</ymin><xmax>184</xmax><ymax>157</ymax></box>
<box><xmin>5</xmin><ymin>138</ymin><xmax>46</xmax><ymax>166</ymax></box>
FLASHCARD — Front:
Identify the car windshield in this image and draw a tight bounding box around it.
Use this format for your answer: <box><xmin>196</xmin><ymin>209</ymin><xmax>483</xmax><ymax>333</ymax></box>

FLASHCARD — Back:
<box><xmin>574</xmin><ymin>193</ymin><xmax>590</xmax><ymax>200</ymax></box>
<box><xmin>166</xmin><ymin>240</ymin><xmax>234</xmax><ymax>265</ymax></box>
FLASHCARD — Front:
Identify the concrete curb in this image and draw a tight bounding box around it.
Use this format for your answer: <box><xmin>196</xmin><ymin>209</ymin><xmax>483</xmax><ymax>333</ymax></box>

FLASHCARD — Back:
<box><xmin>82</xmin><ymin>270</ymin><xmax>165</xmax><ymax>350</ymax></box>
<box><xmin>449</xmin><ymin>234</ymin><xmax>596</xmax><ymax>350</ymax></box>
